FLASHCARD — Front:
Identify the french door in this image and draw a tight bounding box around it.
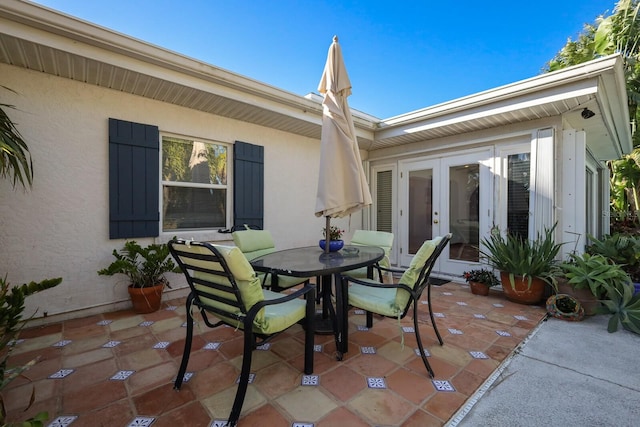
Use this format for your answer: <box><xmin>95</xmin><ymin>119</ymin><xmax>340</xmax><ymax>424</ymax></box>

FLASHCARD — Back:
<box><xmin>399</xmin><ymin>150</ymin><xmax>492</xmax><ymax>277</ymax></box>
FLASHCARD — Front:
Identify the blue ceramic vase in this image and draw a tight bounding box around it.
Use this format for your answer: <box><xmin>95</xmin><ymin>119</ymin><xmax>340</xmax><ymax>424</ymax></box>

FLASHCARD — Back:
<box><xmin>319</xmin><ymin>239</ymin><xmax>344</xmax><ymax>252</ymax></box>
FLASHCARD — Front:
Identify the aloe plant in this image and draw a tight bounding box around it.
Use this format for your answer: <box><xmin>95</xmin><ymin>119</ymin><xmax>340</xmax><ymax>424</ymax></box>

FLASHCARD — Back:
<box><xmin>479</xmin><ymin>224</ymin><xmax>563</xmax><ymax>289</ymax></box>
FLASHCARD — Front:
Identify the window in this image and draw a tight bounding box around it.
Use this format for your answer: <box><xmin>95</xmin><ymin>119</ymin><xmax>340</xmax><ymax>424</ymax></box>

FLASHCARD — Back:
<box><xmin>161</xmin><ymin>136</ymin><xmax>228</xmax><ymax>231</ymax></box>
<box><xmin>507</xmin><ymin>153</ymin><xmax>530</xmax><ymax>239</ymax></box>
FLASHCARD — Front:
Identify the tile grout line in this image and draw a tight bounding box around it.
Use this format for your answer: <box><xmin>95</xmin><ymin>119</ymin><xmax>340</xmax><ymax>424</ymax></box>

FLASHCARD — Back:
<box><xmin>444</xmin><ymin>317</ymin><xmax>548</xmax><ymax>427</ymax></box>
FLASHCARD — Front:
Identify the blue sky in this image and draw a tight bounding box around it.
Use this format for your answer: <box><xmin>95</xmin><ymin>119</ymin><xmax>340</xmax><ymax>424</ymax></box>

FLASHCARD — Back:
<box><xmin>33</xmin><ymin>0</ymin><xmax>616</xmax><ymax>119</ymax></box>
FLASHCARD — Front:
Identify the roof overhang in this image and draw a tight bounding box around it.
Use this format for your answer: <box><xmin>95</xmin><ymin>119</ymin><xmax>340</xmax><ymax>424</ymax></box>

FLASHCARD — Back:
<box><xmin>0</xmin><ymin>0</ymin><xmax>632</xmax><ymax>159</ymax></box>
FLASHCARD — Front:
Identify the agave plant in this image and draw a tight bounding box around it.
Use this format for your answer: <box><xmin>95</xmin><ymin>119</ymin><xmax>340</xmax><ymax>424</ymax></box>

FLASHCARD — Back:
<box><xmin>598</xmin><ymin>279</ymin><xmax>640</xmax><ymax>334</ymax></box>
<box><xmin>559</xmin><ymin>253</ymin><xmax>631</xmax><ymax>298</ymax></box>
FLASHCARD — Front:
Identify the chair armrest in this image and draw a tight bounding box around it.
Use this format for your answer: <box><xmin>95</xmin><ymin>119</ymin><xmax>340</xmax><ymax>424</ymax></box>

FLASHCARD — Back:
<box><xmin>377</xmin><ymin>265</ymin><xmax>406</xmax><ymax>274</ymax></box>
<box><xmin>252</xmin><ymin>282</ymin><xmax>316</xmax><ymax>309</ymax></box>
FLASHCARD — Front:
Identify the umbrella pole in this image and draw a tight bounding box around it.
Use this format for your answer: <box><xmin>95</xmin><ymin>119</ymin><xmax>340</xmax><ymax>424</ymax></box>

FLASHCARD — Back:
<box><xmin>325</xmin><ymin>216</ymin><xmax>331</xmax><ymax>253</ymax></box>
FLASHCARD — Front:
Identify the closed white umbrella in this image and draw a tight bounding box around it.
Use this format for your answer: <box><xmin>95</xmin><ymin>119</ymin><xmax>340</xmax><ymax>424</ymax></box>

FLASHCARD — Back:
<box><xmin>315</xmin><ymin>36</ymin><xmax>372</xmax><ymax>252</ymax></box>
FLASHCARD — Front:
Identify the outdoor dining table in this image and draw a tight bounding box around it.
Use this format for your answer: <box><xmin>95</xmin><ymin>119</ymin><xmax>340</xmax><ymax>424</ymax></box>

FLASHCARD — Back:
<box><xmin>250</xmin><ymin>244</ymin><xmax>384</xmax><ymax>359</ymax></box>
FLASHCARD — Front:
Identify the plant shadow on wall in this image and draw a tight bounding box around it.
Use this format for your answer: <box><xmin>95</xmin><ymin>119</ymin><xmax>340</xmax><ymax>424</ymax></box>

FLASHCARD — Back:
<box><xmin>98</xmin><ymin>239</ymin><xmax>181</xmax><ymax>314</ymax></box>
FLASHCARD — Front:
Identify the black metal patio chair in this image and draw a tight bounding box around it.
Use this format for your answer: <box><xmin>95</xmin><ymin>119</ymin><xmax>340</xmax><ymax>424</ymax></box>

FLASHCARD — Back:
<box><xmin>169</xmin><ymin>239</ymin><xmax>315</xmax><ymax>427</ymax></box>
<box><xmin>340</xmin><ymin>233</ymin><xmax>452</xmax><ymax>378</ymax></box>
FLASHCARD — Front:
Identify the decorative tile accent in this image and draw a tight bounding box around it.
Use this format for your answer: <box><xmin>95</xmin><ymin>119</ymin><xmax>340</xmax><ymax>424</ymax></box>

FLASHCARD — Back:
<box><xmin>434</xmin><ymin>312</ymin><xmax>445</xmax><ymax>318</ymax></box>
<box><xmin>493</xmin><ymin>303</ymin><xmax>504</xmax><ymax>307</ymax></box>
<box><xmin>173</xmin><ymin>372</ymin><xmax>194</xmax><ymax>383</ymax></box>
<box><xmin>165</xmin><ymin>305</ymin><xmax>177</xmax><ymax>311</ymax></box>
<box><xmin>420</xmin><ymin>300</ymin><xmax>429</xmax><ymax>305</ymax></box>
<box><xmin>210</xmin><ymin>421</ymin><xmax>228</xmax><ymax>427</ymax></box>
<box><xmin>402</xmin><ymin>326</ymin><xmax>415</xmax><ymax>333</ymax></box>
<box><xmin>139</xmin><ymin>321</ymin><xmax>154</xmax><ymax>327</ymax></box>
<box><xmin>302</xmin><ymin>374</ymin><xmax>319</xmax><ymax>386</ymax></box>
<box><xmin>357</xmin><ymin>325</ymin><xmax>369</xmax><ymax>331</ymax></box>
<box><xmin>153</xmin><ymin>341</ymin><xmax>170</xmax><ymax>349</ymax></box>
<box><xmin>292</xmin><ymin>423</ymin><xmax>314</xmax><ymax>427</ymax></box>
<box><xmin>360</xmin><ymin>346</ymin><xmax>376</xmax><ymax>354</ymax></box>
<box><xmin>496</xmin><ymin>330</ymin><xmax>512</xmax><ymax>337</ymax></box>
<box><xmin>203</xmin><ymin>342</ymin><xmax>221</xmax><ymax>350</ymax></box>
<box><xmin>456</xmin><ymin>301</ymin><xmax>468</xmax><ymax>306</ymax></box>
<box><xmin>236</xmin><ymin>373</ymin><xmax>256</xmax><ymax>384</ymax></box>
<box><xmin>367</xmin><ymin>377</ymin><xmax>387</xmax><ymax>389</ymax></box>
<box><xmin>96</xmin><ymin>320</ymin><xmax>112</xmax><ymax>326</ymax></box>
<box><xmin>110</xmin><ymin>370</ymin><xmax>135</xmax><ymax>380</ymax></box>
<box><xmin>414</xmin><ymin>348</ymin><xmax>431</xmax><ymax>357</ymax></box>
<box><xmin>432</xmin><ymin>379</ymin><xmax>456</xmax><ymax>392</ymax></box>
<box><xmin>181</xmin><ymin>322</ymin><xmax>188</xmax><ymax>327</ymax></box>
<box><xmin>353</xmin><ymin>309</ymin><xmax>365</xmax><ymax>315</ymax></box>
<box><xmin>127</xmin><ymin>417</ymin><xmax>155</xmax><ymax>426</ymax></box>
<box><xmin>48</xmin><ymin>369</ymin><xmax>75</xmax><ymax>379</ymax></box>
<box><xmin>448</xmin><ymin>328</ymin><xmax>463</xmax><ymax>335</ymax></box>
<box><xmin>102</xmin><ymin>340</ymin><xmax>121</xmax><ymax>348</ymax></box>
<box><xmin>47</xmin><ymin>415</ymin><xmax>78</xmax><ymax>426</ymax></box>
<box><xmin>514</xmin><ymin>315</ymin><xmax>528</xmax><ymax>320</ymax></box>
<box><xmin>8</xmin><ymin>338</ymin><xmax>25</xmax><ymax>346</ymax></box>
<box><xmin>473</xmin><ymin>314</ymin><xmax>487</xmax><ymax>319</ymax></box>
<box><xmin>313</xmin><ymin>344</ymin><xmax>323</xmax><ymax>352</ymax></box>
<box><xmin>442</xmin><ymin>292</ymin><xmax>453</xmax><ymax>295</ymax></box>
<box><xmin>316</xmin><ymin>309</ymin><xmax>323</xmax><ymax>315</ymax></box>
<box><xmin>470</xmin><ymin>351</ymin><xmax>489</xmax><ymax>359</ymax></box>
<box><xmin>52</xmin><ymin>340</ymin><xmax>72</xmax><ymax>347</ymax></box>
<box><xmin>256</xmin><ymin>343</ymin><xmax>271</xmax><ymax>350</ymax></box>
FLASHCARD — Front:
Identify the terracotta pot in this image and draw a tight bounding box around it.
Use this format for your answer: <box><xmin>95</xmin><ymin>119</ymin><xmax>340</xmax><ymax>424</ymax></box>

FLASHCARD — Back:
<box><xmin>555</xmin><ymin>277</ymin><xmax>600</xmax><ymax>316</ymax></box>
<box><xmin>469</xmin><ymin>281</ymin><xmax>490</xmax><ymax>296</ymax></box>
<box><xmin>499</xmin><ymin>272</ymin><xmax>546</xmax><ymax>305</ymax></box>
<box><xmin>128</xmin><ymin>283</ymin><xmax>164</xmax><ymax>314</ymax></box>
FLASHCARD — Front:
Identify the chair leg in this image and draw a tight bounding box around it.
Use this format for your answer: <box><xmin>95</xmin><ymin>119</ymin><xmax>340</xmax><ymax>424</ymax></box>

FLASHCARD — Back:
<box><xmin>366</xmin><ymin>311</ymin><xmax>373</xmax><ymax>328</ymax></box>
<box><xmin>228</xmin><ymin>326</ymin><xmax>255</xmax><ymax>426</ymax></box>
<box><xmin>304</xmin><ymin>288</ymin><xmax>315</xmax><ymax>374</ymax></box>
<box><xmin>413</xmin><ymin>300</ymin><xmax>435</xmax><ymax>378</ymax></box>
<box><xmin>427</xmin><ymin>283</ymin><xmax>444</xmax><ymax>345</ymax></box>
<box><xmin>174</xmin><ymin>293</ymin><xmax>195</xmax><ymax>390</ymax></box>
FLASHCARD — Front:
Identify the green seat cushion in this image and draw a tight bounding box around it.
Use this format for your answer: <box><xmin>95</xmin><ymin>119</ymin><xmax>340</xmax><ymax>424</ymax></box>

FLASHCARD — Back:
<box><xmin>263</xmin><ymin>274</ymin><xmax>309</xmax><ymax>289</ymax></box>
<box><xmin>258</xmin><ymin>289</ymin><xmax>307</xmax><ymax>334</ymax></box>
<box><xmin>348</xmin><ymin>280</ymin><xmax>400</xmax><ymax>317</ymax></box>
<box><xmin>346</xmin><ymin>230</ymin><xmax>394</xmax><ymax>278</ymax></box>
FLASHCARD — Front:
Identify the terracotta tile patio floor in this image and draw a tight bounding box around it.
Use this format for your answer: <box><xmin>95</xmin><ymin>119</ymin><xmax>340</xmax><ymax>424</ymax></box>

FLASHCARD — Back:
<box><xmin>4</xmin><ymin>281</ymin><xmax>547</xmax><ymax>426</ymax></box>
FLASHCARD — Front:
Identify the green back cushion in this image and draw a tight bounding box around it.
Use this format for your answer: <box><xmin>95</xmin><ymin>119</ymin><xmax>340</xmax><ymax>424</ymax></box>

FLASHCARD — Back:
<box><xmin>177</xmin><ymin>244</ymin><xmax>266</xmax><ymax>325</ymax></box>
<box><xmin>351</xmin><ymin>230</ymin><xmax>394</xmax><ymax>268</ymax></box>
<box><xmin>394</xmin><ymin>236</ymin><xmax>442</xmax><ymax>310</ymax></box>
<box><xmin>232</xmin><ymin>229</ymin><xmax>276</xmax><ymax>260</ymax></box>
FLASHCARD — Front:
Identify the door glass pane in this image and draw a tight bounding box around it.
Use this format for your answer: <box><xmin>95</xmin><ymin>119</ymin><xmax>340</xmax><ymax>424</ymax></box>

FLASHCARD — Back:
<box><xmin>507</xmin><ymin>153</ymin><xmax>530</xmax><ymax>239</ymax></box>
<box><xmin>376</xmin><ymin>170</ymin><xmax>393</xmax><ymax>233</ymax></box>
<box><xmin>408</xmin><ymin>169</ymin><xmax>433</xmax><ymax>253</ymax></box>
<box><xmin>449</xmin><ymin>164</ymin><xmax>479</xmax><ymax>262</ymax></box>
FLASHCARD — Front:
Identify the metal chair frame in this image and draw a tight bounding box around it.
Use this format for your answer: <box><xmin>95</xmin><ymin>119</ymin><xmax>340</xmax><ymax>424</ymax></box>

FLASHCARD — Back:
<box><xmin>341</xmin><ymin>233</ymin><xmax>452</xmax><ymax>378</ymax></box>
<box><xmin>169</xmin><ymin>239</ymin><xmax>315</xmax><ymax>427</ymax></box>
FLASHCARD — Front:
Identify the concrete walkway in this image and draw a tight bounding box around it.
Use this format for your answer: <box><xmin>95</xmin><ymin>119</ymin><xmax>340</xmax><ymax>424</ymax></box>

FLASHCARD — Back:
<box><xmin>448</xmin><ymin>314</ymin><xmax>640</xmax><ymax>427</ymax></box>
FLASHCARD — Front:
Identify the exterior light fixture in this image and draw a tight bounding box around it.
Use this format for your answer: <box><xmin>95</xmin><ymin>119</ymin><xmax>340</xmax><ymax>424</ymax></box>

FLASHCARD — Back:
<box><xmin>581</xmin><ymin>108</ymin><xmax>595</xmax><ymax>119</ymax></box>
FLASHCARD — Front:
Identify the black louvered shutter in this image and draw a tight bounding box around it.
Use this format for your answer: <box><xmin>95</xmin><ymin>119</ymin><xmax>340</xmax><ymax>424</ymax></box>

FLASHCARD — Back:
<box><xmin>108</xmin><ymin>118</ymin><xmax>159</xmax><ymax>239</ymax></box>
<box><xmin>233</xmin><ymin>141</ymin><xmax>264</xmax><ymax>229</ymax></box>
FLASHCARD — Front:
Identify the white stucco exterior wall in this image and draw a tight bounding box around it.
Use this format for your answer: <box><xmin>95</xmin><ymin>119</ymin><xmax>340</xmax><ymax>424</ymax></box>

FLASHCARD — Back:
<box><xmin>0</xmin><ymin>63</ymin><xmax>360</xmax><ymax>321</ymax></box>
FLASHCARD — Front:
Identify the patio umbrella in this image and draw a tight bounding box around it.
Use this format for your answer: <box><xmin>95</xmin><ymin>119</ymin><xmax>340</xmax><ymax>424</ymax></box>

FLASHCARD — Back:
<box><xmin>315</xmin><ymin>36</ymin><xmax>372</xmax><ymax>252</ymax></box>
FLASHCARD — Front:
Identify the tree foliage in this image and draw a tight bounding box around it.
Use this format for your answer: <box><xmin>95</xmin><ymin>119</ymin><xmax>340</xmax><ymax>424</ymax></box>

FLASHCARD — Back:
<box><xmin>0</xmin><ymin>87</ymin><xmax>33</xmax><ymax>190</ymax></box>
<box><xmin>546</xmin><ymin>0</ymin><xmax>640</xmax><ymax>225</ymax></box>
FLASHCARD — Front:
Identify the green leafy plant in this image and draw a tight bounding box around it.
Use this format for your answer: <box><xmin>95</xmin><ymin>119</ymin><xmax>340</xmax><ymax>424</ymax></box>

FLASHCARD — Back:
<box><xmin>559</xmin><ymin>253</ymin><xmax>631</xmax><ymax>298</ymax></box>
<box><xmin>586</xmin><ymin>233</ymin><xmax>640</xmax><ymax>282</ymax></box>
<box><xmin>0</xmin><ymin>275</ymin><xmax>62</xmax><ymax>425</ymax></box>
<box><xmin>479</xmin><ymin>224</ymin><xmax>563</xmax><ymax>290</ymax></box>
<box><xmin>97</xmin><ymin>240</ymin><xmax>180</xmax><ymax>288</ymax></box>
<box><xmin>0</xmin><ymin>86</ymin><xmax>33</xmax><ymax>190</ymax></box>
<box><xmin>598</xmin><ymin>279</ymin><xmax>640</xmax><ymax>334</ymax></box>
<box><xmin>322</xmin><ymin>226</ymin><xmax>344</xmax><ymax>241</ymax></box>
<box><xmin>462</xmin><ymin>269</ymin><xmax>500</xmax><ymax>287</ymax></box>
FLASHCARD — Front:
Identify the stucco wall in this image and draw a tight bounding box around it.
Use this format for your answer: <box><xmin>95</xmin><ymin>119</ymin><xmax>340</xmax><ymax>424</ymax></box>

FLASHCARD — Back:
<box><xmin>0</xmin><ymin>63</ymin><xmax>359</xmax><ymax>321</ymax></box>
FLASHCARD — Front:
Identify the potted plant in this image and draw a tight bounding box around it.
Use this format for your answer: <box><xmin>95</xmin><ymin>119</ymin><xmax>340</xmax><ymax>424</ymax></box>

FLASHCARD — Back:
<box><xmin>462</xmin><ymin>268</ymin><xmax>499</xmax><ymax>296</ymax></box>
<box><xmin>586</xmin><ymin>233</ymin><xmax>640</xmax><ymax>296</ymax></box>
<box><xmin>557</xmin><ymin>253</ymin><xmax>629</xmax><ymax>315</ymax></box>
<box><xmin>545</xmin><ymin>293</ymin><xmax>584</xmax><ymax>321</ymax></box>
<box><xmin>320</xmin><ymin>225</ymin><xmax>345</xmax><ymax>252</ymax></box>
<box><xmin>98</xmin><ymin>240</ymin><xmax>181</xmax><ymax>313</ymax></box>
<box><xmin>479</xmin><ymin>224</ymin><xmax>563</xmax><ymax>304</ymax></box>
